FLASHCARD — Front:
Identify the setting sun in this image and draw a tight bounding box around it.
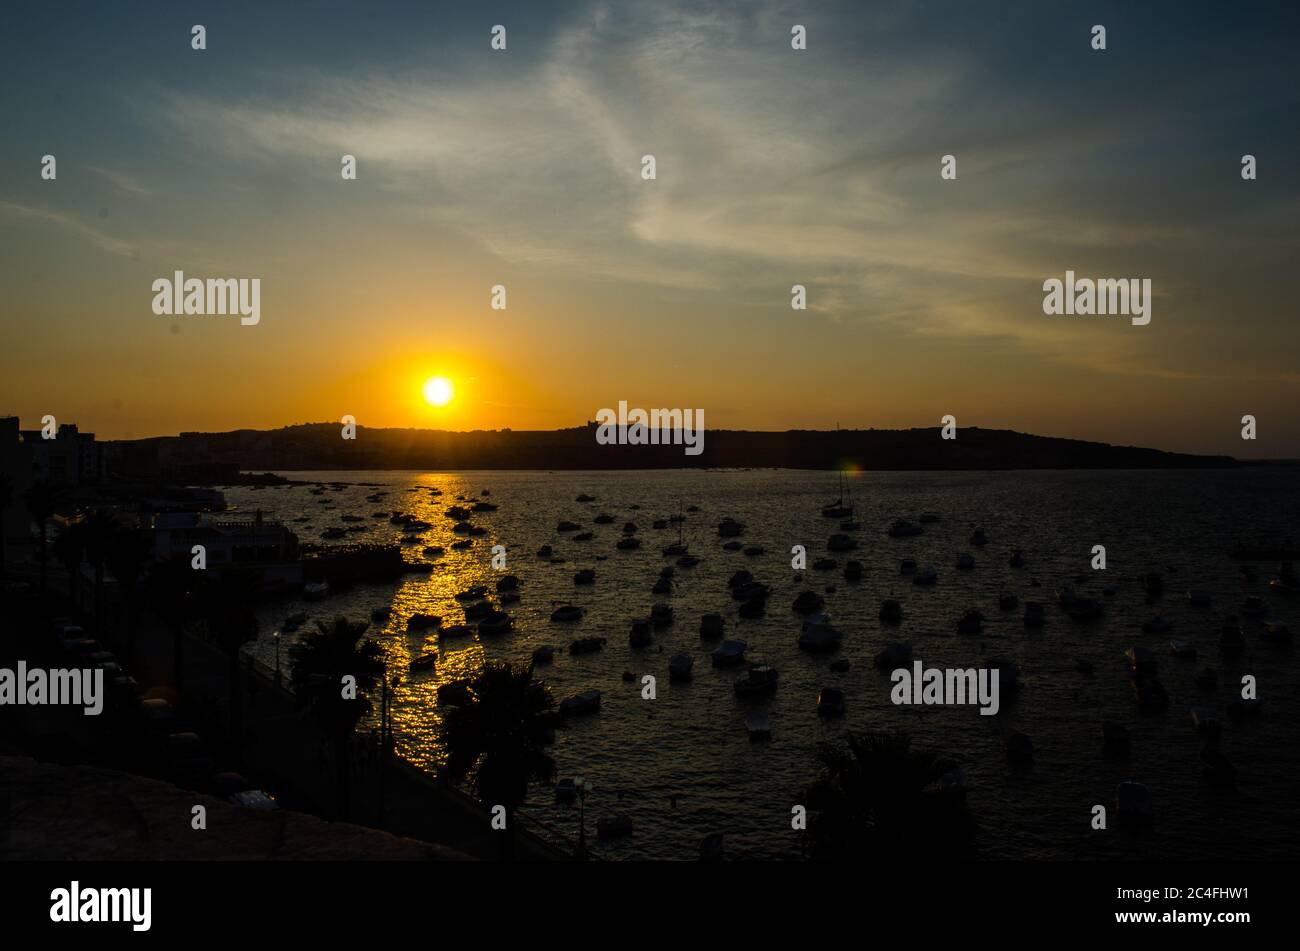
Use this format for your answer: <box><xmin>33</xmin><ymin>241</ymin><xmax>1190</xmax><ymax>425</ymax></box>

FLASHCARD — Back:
<box><xmin>423</xmin><ymin>376</ymin><xmax>454</xmax><ymax>407</ymax></box>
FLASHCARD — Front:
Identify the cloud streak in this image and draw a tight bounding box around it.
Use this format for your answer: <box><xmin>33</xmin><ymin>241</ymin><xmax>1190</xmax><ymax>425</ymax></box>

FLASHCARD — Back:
<box><xmin>0</xmin><ymin>201</ymin><xmax>137</xmax><ymax>258</ymax></box>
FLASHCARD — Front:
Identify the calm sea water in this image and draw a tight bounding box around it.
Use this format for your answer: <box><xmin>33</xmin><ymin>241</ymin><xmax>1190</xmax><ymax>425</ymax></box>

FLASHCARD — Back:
<box><xmin>231</xmin><ymin>468</ymin><xmax>1300</xmax><ymax>860</ymax></box>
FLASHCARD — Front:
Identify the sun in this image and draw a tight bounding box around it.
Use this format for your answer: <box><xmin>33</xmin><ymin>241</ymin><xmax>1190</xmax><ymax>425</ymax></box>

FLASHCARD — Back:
<box><xmin>423</xmin><ymin>376</ymin><xmax>454</xmax><ymax>407</ymax></box>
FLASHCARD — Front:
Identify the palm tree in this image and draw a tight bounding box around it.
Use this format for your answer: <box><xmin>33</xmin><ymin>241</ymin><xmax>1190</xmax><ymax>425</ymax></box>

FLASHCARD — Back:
<box><xmin>51</xmin><ymin>518</ymin><xmax>87</xmax><ymax>603</ymax></box>
<box><xmin>147</xmin><ymin>556</ymin><xmax>199</xmax><ymax>690</ymax></box>
<box><xmin>804</xmin><ymin>729</ymin><xmax>974</xmax><ymax>861</ymax></box>
<box><xmin>441</xmin><ymin>661</ymin><xmax>557</xmax><ymax>860</ymax></box>
<box><xmin>201</xmin><ymin>568</ymin><xmax>261</xmax><ymax>749</ymax></box>
<box><xmin>290</xmin><ymin>616</ymin><xmax>384</xmax><ymax>820</ymax></box>
<box><xmin>23</xmin><ymin>481</ymin><xmax>57</xmax><ymax>595</ymax></box>
<box><xmin>0</xmin><ymin>473</ymin><xmax>12</xmax><ymax>574</ymax></box>
<box><xmin>105</xmin><ymin>526</ymin><xmax>152</xmax><ymax>658</ymax></box>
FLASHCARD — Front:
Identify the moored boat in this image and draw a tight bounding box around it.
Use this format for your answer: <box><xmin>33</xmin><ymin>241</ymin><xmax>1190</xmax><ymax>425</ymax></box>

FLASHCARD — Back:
<box><xmin>734</xmin><ymin>665</ymin><xmax>779</xmax><ymax>698</ymax></box>
<box><xmin>560</xmin><ymin>689</ymin><xmax>602</xmax><ymax>716</ymax></box>
<box><xmin>817</xmin><ymin>686</ymin><xmax>845</xmax><ymax>717</ymax></box>
<box><xmin>668</xmin><ymin>652</ymin><xmax>694</xmax><ymax>681</ymax></box>
<box><xmin>711</xmin><ymin>639</ymin><xmax>748</xmax><ymax>667</ymax></box>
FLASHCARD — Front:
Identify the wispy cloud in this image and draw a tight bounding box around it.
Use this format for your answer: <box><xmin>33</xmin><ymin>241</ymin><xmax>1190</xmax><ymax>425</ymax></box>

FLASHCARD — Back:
<box><xmin>134</xmin><ymin>0</ymin><xmax>1295</xmax><ymax>382</ymax></box>
<box><xmin>86</xmin><ymin>165</ymin><xmax>153</xmax><ymax>196</ymax></box>
<box><xmin>0</xmin><ymin>201</ymin><xmax>137</xmax><ymax>258</ymax></box>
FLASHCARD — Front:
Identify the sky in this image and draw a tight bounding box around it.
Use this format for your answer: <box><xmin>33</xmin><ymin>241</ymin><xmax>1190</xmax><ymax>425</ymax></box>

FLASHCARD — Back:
<box><xmin>1</xmin><ymin>0</ymin><xmax>1297</xmax><ymax>456</ymax></box>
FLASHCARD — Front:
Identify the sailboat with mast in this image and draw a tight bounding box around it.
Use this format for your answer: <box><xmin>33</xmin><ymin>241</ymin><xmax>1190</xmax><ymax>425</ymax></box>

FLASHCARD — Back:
<box><xmin>821</xmin><ymin>426</ymin><xmax>854</xmax><ymax>519</ymax></box>
<box><xmin>822</xmin><ymin>473</ymin><xmax>853</xmax><ymax>518</ymax></box>
<box><xmin>663</xmin><ymin>501</ymin><xmax>689</xmax><ymax>556</ymax></box>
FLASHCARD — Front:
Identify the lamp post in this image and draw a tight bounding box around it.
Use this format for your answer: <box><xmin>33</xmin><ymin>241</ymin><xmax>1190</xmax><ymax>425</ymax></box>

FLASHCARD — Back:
<box><xmin>273</xmin><ymin>630</ymin><xmax>280</xmax><ymax>685</ymax></box>
<box><xmin>575</xmin><ymin>777</ymin><xmax>593</xmax><ymax>861</ymax></box>
<box><xmin>378</xmin><ymin>667</ymin><xmax>400</xmax><ymax>826</ymax></box>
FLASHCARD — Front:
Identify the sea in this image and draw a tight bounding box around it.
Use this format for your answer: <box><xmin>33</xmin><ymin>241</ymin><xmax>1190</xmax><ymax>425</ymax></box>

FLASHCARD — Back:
<box><xmin>229</xmin><ymin>467</ymin><xmax>1300</xmax><ymax>860</ymax></box>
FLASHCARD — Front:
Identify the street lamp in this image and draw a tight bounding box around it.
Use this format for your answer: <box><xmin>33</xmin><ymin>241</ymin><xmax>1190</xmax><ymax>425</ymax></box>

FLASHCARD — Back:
<box><xmin>273</xmin><ymin>630</ymin><xmax>280</xmax><ymax>685</ymax></box>
<box><xmin>575</xmin><ymin>776</ymin><xmax>593</xmax><ymax>861</ymax></box>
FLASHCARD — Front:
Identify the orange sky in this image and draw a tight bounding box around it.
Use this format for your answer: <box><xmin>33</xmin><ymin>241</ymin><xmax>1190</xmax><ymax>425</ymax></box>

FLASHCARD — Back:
<box><xmin>2</xmin><ymin>1</ymin><xmax>1297</xmax><ymax>457</ymax></box>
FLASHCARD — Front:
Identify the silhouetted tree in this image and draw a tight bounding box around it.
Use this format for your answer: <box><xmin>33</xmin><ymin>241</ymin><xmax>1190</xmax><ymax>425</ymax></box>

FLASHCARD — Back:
<box><xmin>441</xmin><ymin>661</ymin><xmax>557</xmax><ymax>860</ymax></box>
<box><xmin>147</xmin><ymin>556</ymin><xmax>200</xmax><ymax>690</ymax></box>
<box><xmin>51</xmin><ymin>518</ymin><xmax>87</xmax><ymax>603</ymax></box>
<box><xmin>804</xmin><ymin>730</ymin><xmax>974</xmax><ymax>861</ymax></box>
<box><xmin>201</xmin><ymin>568</ymin><xmax>261</xmax><ymax>748</ymax></box>
<box><xmin>23</xmin><ymin>481</ymin><xmax>57</xmax><ymax>595</ymax></box>
<box><xmin>105</xmin><ymin>526</ymin><xmax>152</xmax><ymax>657</ymax></box>
<box><xmin>80</xmin><ymin>511</ymin><xmax>118</xmax><ymax>635</ymax></box>
<box><xmin>290</xmin><ymin>617</ymin><xmax>384</xmax><ymax>819</ymax></box>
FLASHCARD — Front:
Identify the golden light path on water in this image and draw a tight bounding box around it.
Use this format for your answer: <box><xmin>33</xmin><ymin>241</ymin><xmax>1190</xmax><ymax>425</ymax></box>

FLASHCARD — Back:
<box><xmin>237</xmin><ymin>473</ymin><xmax>506</xmax><ymax>773</ymax></box>
<box><xmin>365</xmin><ymin>477</ymin><xmax>493</xmax><ymax>771</ymax></box>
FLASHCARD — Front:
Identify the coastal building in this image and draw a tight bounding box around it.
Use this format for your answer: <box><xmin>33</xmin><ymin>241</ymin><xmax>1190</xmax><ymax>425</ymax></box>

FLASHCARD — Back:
<box><xmin>150</xmin><ymin>510</ymin><xmax>302</xmax><ymax>589</ymax></box>
<box><xmin>1</xmin><ymin>417</ymin><xmax>35</xmax><ymax>552</ymax></box>
<box><xmin>18</xmin><ymin>422</ymin><xmax>105</xmax><ymax>486</ymax></box>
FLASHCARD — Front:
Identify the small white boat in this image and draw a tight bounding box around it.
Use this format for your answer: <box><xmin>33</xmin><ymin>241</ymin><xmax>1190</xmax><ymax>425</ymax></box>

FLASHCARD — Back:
<box><xmin>303</xmin><ymin>581</ymin><xmax>330</xmax><ymax>600</ymax></box>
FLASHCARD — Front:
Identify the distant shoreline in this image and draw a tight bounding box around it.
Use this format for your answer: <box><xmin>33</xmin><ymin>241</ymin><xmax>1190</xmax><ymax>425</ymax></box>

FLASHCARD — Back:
<box><xmin>104</xmin><ymin>422</ymin><xmax>1251</xmax><ymax>477</ymax></box>
<box><xmin>238</xmin><ymin>463</ymin><xmax>1297</xmax><ymax>476</ymax></box>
